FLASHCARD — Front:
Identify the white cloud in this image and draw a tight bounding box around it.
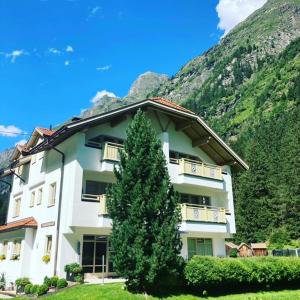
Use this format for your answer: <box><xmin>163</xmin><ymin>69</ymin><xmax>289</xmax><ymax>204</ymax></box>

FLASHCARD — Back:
<box><xmin>91</xmin><ymin>6</ymin><xmax>101</xmax><ymax>15</ymax></box>
<box><xmin>216</xmin><ymin>0</ymin><xmax>267</xmax><ymax>35</ymax></box>
<box><xmin>15</xmin><ymin>139</ymin><xmax>27</xmax><ymax>146</ymax></box>
<box><xmin>96</xmin><ymin>65</ymin><xmax>111</xmax><ymax>71</ymax></box>
<box><xmin>91</xmin><ymin>90</ymin><xmax>117</xmax><ymax>104</ymax></box>
<box><xmin>4</xmin><ymin>50</ymin><xmax>26</xmax><ymax>63</ymax></box>
<box><xmin>0</xmin><ymin>125</ymin><xmax>24</xmax><ymax>137</ymax></box>
<box><xmin>65</xmin><ymin>60</ymin><xmax>70</xmax><ymax>66</ymax></box>
<box><xmin>66</xmin><ymin>45</ymin><xmax>74</xmax><ymax>53</ymax></box>
<box><xmin>48</xmin><ymin>48</ymin><xmax>62</xmax><ymax>55</ymax></box>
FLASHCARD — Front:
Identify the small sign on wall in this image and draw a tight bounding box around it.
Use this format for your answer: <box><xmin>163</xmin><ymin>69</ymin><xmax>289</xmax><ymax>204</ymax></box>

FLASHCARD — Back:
<box><xmin>41</xmin><ymin>221</ymin><xmax>55</xmax><ymax>228</ymax></box>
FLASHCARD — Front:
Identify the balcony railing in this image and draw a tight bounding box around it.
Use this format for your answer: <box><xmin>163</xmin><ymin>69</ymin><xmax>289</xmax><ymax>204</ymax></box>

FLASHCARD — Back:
<box><xmin>83</xmin><ymin>193</ymin><xmax>226</xmax><ymax>223</ymax></box>
<box><xmin>177</xmin><ymin>158</ymin><xmax>223</xmax><ymax>181</ymax></box>
<box><xmin>81</xmin><ymin>194</ymin><xmax>108</xmax><ymax>215</ymax></box>
<box><xmin>102</xmin><ymin>142</ymin><xmax>123</xmax><ymax>161</ymax></box>
<box><xmin>181</xmin><ymin>203</ymin><xmax>226</xmax><ymax>223</ymax></box>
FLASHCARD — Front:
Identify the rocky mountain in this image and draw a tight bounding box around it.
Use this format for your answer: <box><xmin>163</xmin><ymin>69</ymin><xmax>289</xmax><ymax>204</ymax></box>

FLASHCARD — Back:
<box><xmin>81</xmin><ymin>71</ymin><xmax>168</xmax><ymax>118</ymax></box>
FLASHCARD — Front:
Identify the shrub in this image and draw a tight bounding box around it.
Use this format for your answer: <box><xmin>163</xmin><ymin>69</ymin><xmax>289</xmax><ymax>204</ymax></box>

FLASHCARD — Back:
<box><xmin>50</xmin><ymin>276</ymin><xmax>59</xmax><ymax>287</ymax></box>
<box><xmin>57</xmin><ymin>278</ymin><xmax>68</xmax><ymax>289</ymax></box>
<box><xmin>185</xmin><ymin>256</ymin><xmax>300</xmax><ymax>293</ymax></box>
<box><xmin>43</xmin><ymin>276</ymin><xmax>52</xmax><ymax>288</ymax></box>
<box><xmin>64</xmin><ymin>263</ymin><xmax>83</xmax><ymax>281</ymax></box>
<box><xmin>229</xmin><ymin>248</ymin><xmax>238</xmax><ymax>258</ymax></box>
<box><xmin>74</xmin><ymin>274</ymin><xmax>84</xmax><ymax>284</ymax></box>
<box><xmin>37</xmin><ymin>284</ymin><xmax>49</xmax><ymax>296</ymax></box>
<box><xmin>268</xmin><ymin>227</ymin><xmax>291</xmax><ymax>249</ymax></box>
<box><xmin>30</xmin><ymin>284</ymin><xmax>39</xmax><ymax>295</ymax></box>
<box><xmin>15</xmin><ymin>277</ymin><xmax>31</xmax><ymax>293</ymax></box>
<box><xmin>24</xmin><ymin>283</ymin><xmax>33</xmax><ymax>294</ymax></box>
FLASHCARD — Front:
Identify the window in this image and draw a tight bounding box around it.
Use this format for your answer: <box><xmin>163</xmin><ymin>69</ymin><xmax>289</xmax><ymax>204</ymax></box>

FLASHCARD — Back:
<box><xmin>169</xmin><ymin>151</ymin><xmax>200</xmax><ymax>162</ymax></box>
<box><xmin>12</xmin><ymin>240</ymin><xmax>22</xmax><ymax>259</ymax></box>
<box><xmin>30</xmin><ymin>191</ymin><xmax>35</xmax><ymax>207</ymax></box>
<box><xmin>45</xmin><ymin>236</ymin><xmax>52</xmax><ymax>256</ymax></box>
<box><xmin>188</xmin><ymin>238</ymin><xmax>213</xmax><ymax>259</ymax></box>
<box><xmin>1</xmin><ymin>241</ymin><xmax>8</xmax><ymax>257</ymax></box>
<box><xmin>85</xmin><ymin>181</ymin><xmax>109</xmax><ymax>196</ymax></box>
<box><xmin>180</xmin><ymin>193</ymin><xmax>211</xmax><ymax>206</ymax></box>
<box><xmin>13</xmin><ymin>197</ymin><xmax>21</xmax><ymax>217</ymax></box>
<box><xmin>48</xmin><ymin>182</ymin><xmax>56</xmax><ymax>206</ymax></box>
<box><xmin>37</xmin><ymin>188</ymin><xmax>43</xmax><ymax>205</ymax></box>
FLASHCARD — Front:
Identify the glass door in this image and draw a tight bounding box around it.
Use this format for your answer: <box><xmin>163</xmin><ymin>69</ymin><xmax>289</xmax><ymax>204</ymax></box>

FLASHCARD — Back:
<box><xmin>82</xmin><ymin>235</ymin><xmax>108</xmax><ymax>274</ymax></box>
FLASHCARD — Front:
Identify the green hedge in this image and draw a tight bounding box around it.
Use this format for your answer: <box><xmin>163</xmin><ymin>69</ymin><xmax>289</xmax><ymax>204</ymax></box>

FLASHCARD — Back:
<box><xmin>184</xmin><ymin>256</ymin><xmax>300</xmax><ymax>292</ymax></box>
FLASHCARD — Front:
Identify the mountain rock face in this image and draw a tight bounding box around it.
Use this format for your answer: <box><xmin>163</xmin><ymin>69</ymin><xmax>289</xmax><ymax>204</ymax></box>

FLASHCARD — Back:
<box><xmin>126</xmin><ymin>71</ymin><xmax>168</xmax><ymax>101</ymax></box>
<box><xmin>81</xmin><ymin>72</ymin><xmax>168</xmax><ymax>118</ymax></box>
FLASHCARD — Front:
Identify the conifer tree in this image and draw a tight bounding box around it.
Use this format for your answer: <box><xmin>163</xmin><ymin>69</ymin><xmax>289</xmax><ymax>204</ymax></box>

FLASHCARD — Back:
<box><xmin>107</xmin><ymin>109</ymin><xmax>182</xmax><ymax>292</ymax></box>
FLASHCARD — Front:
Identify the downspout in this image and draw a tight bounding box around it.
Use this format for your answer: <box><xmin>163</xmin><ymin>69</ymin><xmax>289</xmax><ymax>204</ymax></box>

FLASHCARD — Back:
<box><xmin>52</xmin><ymin>147</ymin><xmax>65</xmax><ymax>276</ymax></box>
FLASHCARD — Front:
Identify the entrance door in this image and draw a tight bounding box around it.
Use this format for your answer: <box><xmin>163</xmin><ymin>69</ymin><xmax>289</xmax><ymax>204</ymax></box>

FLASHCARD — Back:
<box><xmin>82</xmin><ymin>235</ymin><xmax>107</xmax><ymax>274</ymax></box>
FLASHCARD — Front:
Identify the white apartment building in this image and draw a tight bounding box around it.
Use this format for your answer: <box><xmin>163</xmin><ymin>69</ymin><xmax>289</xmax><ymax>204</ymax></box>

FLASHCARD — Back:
<box><xmin>0</xmin><ymin>97</ymin><xmax>248</xmax><ymax>285</ymax></box>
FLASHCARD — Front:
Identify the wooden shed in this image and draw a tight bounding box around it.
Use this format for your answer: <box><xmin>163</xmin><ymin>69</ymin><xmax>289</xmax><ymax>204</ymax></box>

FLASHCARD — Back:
<box><xmin>251</xmin><ymin>243</ymin><xmax>268</xmax><ymax>256</ymax></box>
<box><xmin>238</xmin><ymin>243</ymin><xmax>253</xmax><ymax>257</ymax></box>
<box><xmin>225</xmin><ymin>242</ymin><xmax>238</xmax><ymax>256</ymax></box>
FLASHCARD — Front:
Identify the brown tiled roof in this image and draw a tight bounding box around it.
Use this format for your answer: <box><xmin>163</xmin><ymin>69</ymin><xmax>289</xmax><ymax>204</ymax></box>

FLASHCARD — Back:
<box><xmin>36</xmin><ymin>127</ymin><xmax>56</xmax><ymax>137</ymax></box>
<box><xmin>149</xmin><ymin>97</ymin><xmax>195</xmax><ymax>114</ymax></box>
<box><xmin>251</xmin><ymin>243</ymin><xmax>267</xmax><ymax>249</ymax></box>
<box><xmin>0</xmin><ymin>217</ymin><xmax>38</xmax><ymax>233</ymax></box>
<box><xmin>225</xmin><ymin>242</ymin><xmax>238</xmax><ymax>249</ymax></box>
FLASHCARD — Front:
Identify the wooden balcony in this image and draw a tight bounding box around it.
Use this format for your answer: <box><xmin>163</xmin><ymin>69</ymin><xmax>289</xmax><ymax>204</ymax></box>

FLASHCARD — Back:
<box><xmin>81</xmin><ymin>194</ymin><xmax>108</xmax><ymax>215</ymax></box>
<box><xmin>178</xmin><ymin>158</ymin><xmax>223</xmax><ymax>181</ymax></box>
<box><xmin>102</xmin><ymin>142</ymin><xmax>123</xmax><ymax>161</ymax></box>
<box><xmin>82</xmin><ymin>193</ymin><xmax>226</xmax><ymax>224</ymax></box>
<box><xmin>181</xmin><ymin>203</ymin><xmax>226</xmax><ymax>223</ymax></box>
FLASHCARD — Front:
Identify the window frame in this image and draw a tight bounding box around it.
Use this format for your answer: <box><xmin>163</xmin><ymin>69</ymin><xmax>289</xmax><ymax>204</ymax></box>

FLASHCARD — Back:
<box><xmin>37</xmin><ymin>187</ymin><xmax>43</xmax><ymax>205</ymax></box>
<box><xmin>30</xmin><ymin>191</ymin><xmax>35</xmax><ymax>207</ymax></box>
<box><xmin>13</xmin><ymin>197</ymin><xmax>21</xmax><ymax>217</ymax></box>
<box><xmin>48</xmin><ymin>182</ymin><xmax>57</xmax><ymax>207</ymax></box>
<box><xmin>187</xmin><ymin>238</ymin><xmax>213</xmax><ymax>259</ymax></box>
<box><xmin>44</xmin><ymin>236</ymin><xmax>52</xmax><ymax>256</ymax></box>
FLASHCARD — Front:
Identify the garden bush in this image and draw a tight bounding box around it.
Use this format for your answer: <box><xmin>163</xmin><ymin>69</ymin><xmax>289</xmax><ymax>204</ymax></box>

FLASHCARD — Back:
<box><xmin>64</xmin><ymin>262</ymin><xmax>83</xmax><ymax>281</ymax></box>
<box><xmin>36</xmin><ymin>284</ymin><xmax>49</xmax><ymax>296</ymax></box>
<box><xmin>24</xmin><ymin>283</ymin><xmax>32</xmax><ymax>294</ymax></box>
<box><xmin>15</xmin><ymin>277</ymin><xmax>31</xmax><ymax>293</ymax></box>
<box><xmin>30</xmin><ymin>284</ymin><xmax>39</xmax><ymax>295</ymax></box>
<box><xmin>57</xmin><ymin>278</ymin><xmax>68</xmax><ymax>289</ymax></box>
<box><xmin>185</xmin><ymin>256</ymin><xmax>300</xmax><ymax>293</ymax></box>
<box><xmin>50</xmin><ymin>275</ymin><xmax>59</xmax><ymax>287</ymax></box>
<box><xmin>43</xmin><ymin>276</ymin><xmax>52</xmax><ymax>288</ymax></box>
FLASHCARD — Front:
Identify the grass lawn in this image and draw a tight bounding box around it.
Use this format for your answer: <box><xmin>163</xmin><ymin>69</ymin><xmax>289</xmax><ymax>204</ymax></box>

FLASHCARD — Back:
<box><xmin>12</xmin><ymin>283</ymin><xmax>300</xmax><ymax>300</ymax></box>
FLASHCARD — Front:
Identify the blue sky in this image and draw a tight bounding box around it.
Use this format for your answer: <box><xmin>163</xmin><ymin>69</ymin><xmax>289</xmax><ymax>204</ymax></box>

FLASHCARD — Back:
<box><xmin>0</xmin><ymin>0</ymin><xmax>266</xmax><ymax>152</ymax></box>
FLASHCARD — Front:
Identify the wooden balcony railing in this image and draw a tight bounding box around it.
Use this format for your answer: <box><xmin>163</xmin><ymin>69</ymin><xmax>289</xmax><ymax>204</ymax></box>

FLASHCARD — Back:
<box><xmin>81</xmin><ymin>194</ymin><xmax>108</xmax><ymax>215</ymax></box>
<box><xmin>83</xmin><ymin>193</ymin><xmax>227</xmax><ymax>223</ymax></box>
<box><xmin>178</xmin><ymin>158</ymin><xmax>223</xmax><ymax>181</ymax></box>
<box><xmin>181</xmin><ymin>203</ymin><xmax>226</xmax><ymax>223</ymax></box>
<box><xmin>102</xmin><ymin>142</ymin><xmax>124</xmax><ymax>162</ymax></box>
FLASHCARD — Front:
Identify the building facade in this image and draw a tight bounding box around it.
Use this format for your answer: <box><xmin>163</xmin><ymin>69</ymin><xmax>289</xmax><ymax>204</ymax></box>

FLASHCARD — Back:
<box><xmin>0</xmin><ymin>98</ymin><xmax>248</xmax><ymax>285</ymax></box>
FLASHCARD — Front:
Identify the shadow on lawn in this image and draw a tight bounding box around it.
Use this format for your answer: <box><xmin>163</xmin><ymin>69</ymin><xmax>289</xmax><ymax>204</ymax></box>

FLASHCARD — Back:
<box><xmin>147</xmin><ymin>280</ymin><xmax>300</xmax><ymax>298</ymax></box>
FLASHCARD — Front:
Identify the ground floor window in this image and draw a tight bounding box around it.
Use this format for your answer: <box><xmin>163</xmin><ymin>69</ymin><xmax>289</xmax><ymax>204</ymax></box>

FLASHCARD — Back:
<box><xmin>82</xmin><ymin>235</ymin><xmax>114</xmax><ymax>274</ymax></box>
<box><xmin>45</xmin><ymin>236</ymin><xmax>52</xmax><ymax>256</ymax></box>
<box><xmin>12</xmin><ymin>240</ymin><xmax>22</xmax><ymax>260</ymax></box>
<box><xmin>188</xmin><ymin>238</ymin><xmax>213</xmax><ymax>259</ymax></box>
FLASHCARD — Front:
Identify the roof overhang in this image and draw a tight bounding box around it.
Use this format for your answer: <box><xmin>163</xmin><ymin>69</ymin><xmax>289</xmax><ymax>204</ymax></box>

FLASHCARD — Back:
<box><xmin>29</xmin><ymin>99</ymin><xmax>248</xmax><ymax>171</ymax></box>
